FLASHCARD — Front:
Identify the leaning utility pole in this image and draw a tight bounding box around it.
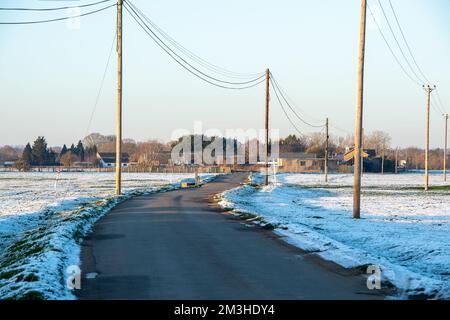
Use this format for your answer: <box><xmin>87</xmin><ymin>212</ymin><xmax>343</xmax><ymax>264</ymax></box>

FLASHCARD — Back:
<box><xmin>444</xmin><ymin>113</ymin><xmax>449</xmax><ymax>182</ymax></box>
<box><xmin>264</xmin><ymin>69</ymin><xmax>270</xmax><ymax>186</ymax></box>
<box><xmin>423</xmin><ymin>85</ymin><xmax>435</xmax><ymax>191</ymax></box>
<box><xmin>325</xmin><ymin>118</ymin><xmax>329</xmax><ymax>183</ymax></box>
<box><xmin>353</xmin><ymin>0</ymin><xmax>367</xmax><ymax>219</ymax></box>
<box><xmin>115</xmin><ymin>0</ymin><xmax>123</xmax><ymax>195</ymax></box>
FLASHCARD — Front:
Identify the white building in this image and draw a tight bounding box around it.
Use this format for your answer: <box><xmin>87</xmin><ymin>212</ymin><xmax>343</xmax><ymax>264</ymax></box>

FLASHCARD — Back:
<box><xmin>96</xmin><ymin>152</ymin><xmax>129</xmax><ymax>168</ymax></box>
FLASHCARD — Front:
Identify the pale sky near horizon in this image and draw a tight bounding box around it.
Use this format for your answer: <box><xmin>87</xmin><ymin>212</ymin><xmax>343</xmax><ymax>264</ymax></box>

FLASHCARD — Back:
<box><xmin>0</xmin><ymin>0</ymin><xmax>449</xmax><ymax>148</ymax></box>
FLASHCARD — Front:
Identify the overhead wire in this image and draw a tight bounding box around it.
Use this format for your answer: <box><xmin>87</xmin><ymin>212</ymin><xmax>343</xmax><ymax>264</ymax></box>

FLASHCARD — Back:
<box><xmin>384</xmin><ymin>0</ymin><xmax>448</xmax><ymax>115</ymax></box>
<box><xmin>123</xmin><ymin>1</ymin><xmax>265</xmax><ymax>86</ymax></box>
<box><xmin>269</xmin><ymin>77</ymin><xmax>306</xmax><ymax>138</ymax></box>
<box><xmin>123</xmin><ymin>2</ymin><xmax>265</xmax><ymax>90</ymax></box>
<box><xmin>0</xmin><ymin>3</ymin><xmax>116</xmax><ymax>25</ymax></box>
<box><xmin>387</xmin><ymin>0</ymin><xmax>432</xmax><ymax>85</ymax></box>
<box><xmin>270</xmin><ymin>74</ymin><xmax>325</xmax><ymax>128</ymax></box>
<box><xmin>435</xmin><ymin>89</ymin><xmax>448</xmax><ymax>113</ymax></box>
<box><xmin>125</xmin><ymin>0</ymin><xmax>264</xmax><ymax>80</ymax></box>
<box><xmin>370</xmin><ymin>2</ymin><xmax>449</xmax><ymax>124</ymax></box>
<box><xmin>85</xmin><ymin>32</ymin><xmax>117</xmax><ymax>143</ymax></box>
<box><xmin>431</xmin><ymin>97</ymin><xmax>444</xmax><ymax>115</ymax></box>
<box><xmin>367</xmin><ymin>3</ymin><xmax>421</xmax><ymax>86</ymax></box>
<box><xmin>377</xmin><ymin>0</ymin><xmax>425</xmax><ymax>85</ymax></box>
<box><xmin>0</xmin><ymin>0</ymin><xmax>112</xmax><ymax>12</ymax></box>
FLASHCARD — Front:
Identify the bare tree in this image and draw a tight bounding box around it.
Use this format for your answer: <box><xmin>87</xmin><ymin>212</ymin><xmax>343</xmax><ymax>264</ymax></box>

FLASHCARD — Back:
<box><xmin>364</xmin><ymin>131</ymin><xmax>391</xmax><ymax>154</ymax></box>
<box><xmin>60</xmin><ymin>152</ymin><xmax>79</xmax><ymax>168</ymax></box>
<box><xmin>133</xmin><ymin>140</ymin><xmax>165</xmax><ymax>166</ymax></box>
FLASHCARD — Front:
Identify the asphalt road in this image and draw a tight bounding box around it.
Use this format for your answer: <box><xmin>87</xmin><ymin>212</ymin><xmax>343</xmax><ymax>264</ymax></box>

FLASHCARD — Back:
<box><xmin>78</xmin><ymin>173</ymin><xmax>384</xmax><ymax>300</ymax></box>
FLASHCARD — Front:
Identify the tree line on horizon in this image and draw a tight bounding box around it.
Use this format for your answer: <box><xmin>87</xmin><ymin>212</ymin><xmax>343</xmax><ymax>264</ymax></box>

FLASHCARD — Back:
<box><xmin>0</xmin><ymin>131</ymin><xmax>448</xmax><ymax>171</ymax></box>
<box><xmin>11</xmin><ymin>137</ymin><xmax>98</xmax><ymax>171</ymax></box>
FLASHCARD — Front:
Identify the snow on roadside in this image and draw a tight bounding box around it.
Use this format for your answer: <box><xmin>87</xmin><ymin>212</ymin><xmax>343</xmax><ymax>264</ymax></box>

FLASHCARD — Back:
<box><xmin>0</xmin><ymin>172</ymin><xmax>217</xmax><ymax>300</ymax></box>
<box><xmin>219</xmin><ymin>172</ymin><xmax>450</xmax><ymax>299</ymax></box>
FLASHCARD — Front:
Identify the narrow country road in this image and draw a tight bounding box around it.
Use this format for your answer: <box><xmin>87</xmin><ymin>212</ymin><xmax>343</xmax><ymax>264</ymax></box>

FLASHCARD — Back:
<box><xmin>78</xmin><ymin>173</ymin><xmax>384</xmax><ymax>300</ymax></box>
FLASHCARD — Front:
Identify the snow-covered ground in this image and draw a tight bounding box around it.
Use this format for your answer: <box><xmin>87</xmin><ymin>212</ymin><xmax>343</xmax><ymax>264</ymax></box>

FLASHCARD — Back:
<box><xmin>220</xmin><ymin>172</ymin><xmax>450</xmax><ymax>299</ymax></box>
<box><xmin>0</xmin><ymin>172</ymin><xmax>215</xmax><ymax>300</ymax></box>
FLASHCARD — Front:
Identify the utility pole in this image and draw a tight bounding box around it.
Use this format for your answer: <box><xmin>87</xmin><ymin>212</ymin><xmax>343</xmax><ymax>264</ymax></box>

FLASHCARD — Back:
<box><xmin>423</xmin><ymin>85</ymin><xmax>435</xmax><ymax>191</ymax></box>
<box><xmin>361</xmin><ymin>127</ymin><xmax>364</xmax><ymax>177</ymax></box>
<box><xmin>395</xmin><ymin>147</ymin><xmax>399</xmax><ymax>174</ymax></box>
<box><xmin>381</xmin><ymin>146</ymin><xmax>385</xmax><ymax>175</ymax></box>
<box><xmin>115</xmin><ymin>0</ymin><xmax>123</xmax><ymax>195</ymax></box>
<box><xmin>325</xmin><ymin>118</ymin><xmax>329</xmax><ymax>183</ymax></box>
<box><xmin>444</xmin><ymin>113</ymin><xmax>449</xmax><ymax>182</ymax></box>
<box><xmin>264</xmin><ymin>68</ymin><xmax>270</xmax><ymax>186</ymax></box>
<box><xmin>353</xmin><ymin>0</ymin><xmax>367</xmax><ymax>219</ymax></box>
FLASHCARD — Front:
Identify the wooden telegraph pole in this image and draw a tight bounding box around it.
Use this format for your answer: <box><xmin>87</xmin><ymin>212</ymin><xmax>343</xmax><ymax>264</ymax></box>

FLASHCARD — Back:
<box><xmin>325</xmin><ymin>118</ymin><xmax>329</xmax><ymax>183</ymax></box>
<box><xmin>353</xmin><ymin>0</ymin><xmax>367</xmax><ymax>219</ymax></box>
<box><xmin>264</xmin><ymin>69</ymin><xmax>270</xmax><ymax>186</ymax></box>
<box><xmin>115</xmin><ymin>0</ymin><xmax>123</xmax><ymax>195</ymax></box>
<box><xmin>423</xmin><ymin>85</ymin><xmax>435</xmax><ymax>191</ymax></box>
<box><xmin>395</xmin><ymin>147</ymin><xmax>399</xmax><ymax>174</ymax></box>
<box><xmin>361</xmin><ymin>127</ymin><xmax>364</xmax><ymax>176</ymax></box>
<box><xmin>444</xmin><ymin>113</ymin><xmax>449</xmax><ymax>182</ymax></box>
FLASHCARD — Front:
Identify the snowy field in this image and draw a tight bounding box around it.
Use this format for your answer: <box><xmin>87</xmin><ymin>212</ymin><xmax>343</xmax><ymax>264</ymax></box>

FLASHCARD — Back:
<box><xmin>220</xmin><ymin>172</ymin><xmax>450</xmax><ymax>299</ymax></box>
<box><xmin>0</xmin><ymin>172</ymin><xmax>214</xmax><ymax>300</ymax></box>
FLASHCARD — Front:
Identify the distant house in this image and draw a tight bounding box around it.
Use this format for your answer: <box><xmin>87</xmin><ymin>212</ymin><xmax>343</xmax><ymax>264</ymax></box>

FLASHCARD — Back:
<box><xmin>343</xmin><ymin>148</ymin><xmax>377</xmax><ymax>164</ymax></box>
<box><xmin>276</xmin><ymin>153</ymin><xmax>321</xmax><ymax>172</ymax></box>
<box><xmin>341</xmin><ymin>148</ymin><xmax>399</xmax><ymax>173</ymax></box>
<box><xmin>274</xmin><ymin>152</ymin><xmax>340</xmax><ymax>173</ymax></box>
<box><xmin>97</xmin><ymin>152</ymin><xmax>129</xmax><ymax>168</ymax></box>
<box><xmin>3</xmin><ymin>161</ymin><xmax>15</xmax><ymax>167</ymax></box>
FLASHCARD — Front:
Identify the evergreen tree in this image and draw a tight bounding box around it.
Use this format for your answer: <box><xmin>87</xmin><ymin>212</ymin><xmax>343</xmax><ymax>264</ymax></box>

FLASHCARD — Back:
<box><xmin>60</xmin><ymin>144</ymin><xmax>68</xmax><ymax>158</ymax></box>
<box><xmin>31</xmin><ymin>136</ymin><xmax>48</xmax><ymax>166</ymax></box>
<box><xmin>76</xmin><ymin>140</ymin><xmax>85</xmax><ymax>161</ymax></box>
<box><xmin>47</xmin><ymin>149</ymin><xmax>57</xmax><ymax>165</ymax></box>
<box><xmin>22</xmin><ymin>143</ymin><xmax>33</xmax><ymax>166</ymax></box>
<box><xmin>86</xmin><ymin>144</ymin><xmax>98</xmax><ymax>162</ymax></box>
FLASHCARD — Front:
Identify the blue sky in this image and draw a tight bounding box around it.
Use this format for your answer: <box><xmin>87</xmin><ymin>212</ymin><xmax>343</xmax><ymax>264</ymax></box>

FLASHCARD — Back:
<box><xmin>0</xmin><ymin>0</ymin><xmax>449</xmax><ymax>148</ymax></box>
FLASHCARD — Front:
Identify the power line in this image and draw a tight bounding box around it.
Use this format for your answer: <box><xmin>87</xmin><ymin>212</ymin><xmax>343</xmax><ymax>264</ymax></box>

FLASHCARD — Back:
<box><xmin>123</xmin><ymin>2</ymin><xmax>265</xmax><ymax>86</ymax></box>
<box><xmin>123</xmin><ymin>2</ymin><xmax>265</xmax><ymax>90</ymax></box>
<box><xmin>387</xmin><ymin>0</ymin><xmax>431</xmax><ymax>85</ymax></box>
<box><xmin>367</xmin><ymin>3</ymin><xmax>421</xmax><ymax>86</ymax></box>
<box><xmin>270</xmin><ymin>74</ymin><xmax>325</xmax><ymax>128</ymax></box>
<box><xmin>431</xmin><ymin>97</ymin><xmax>444</xmax><ymax>115</ymax></box>
<box><xmin>330</xmin><ymin>122</ymin><xmax>353</xmax><ymax>135</ymax></box>
<box><xmin>125</xmin><ymin>0</ymin><xmax>264</xmax><ymax>80</ymax></box>
<box><xmin>0</xmin><ymin>0</ymin><xmax>112</xmax><ymax>12</ymax></box>
<box><xmin>435</xmin><ymin>88</ymin><xmax>448</xmax><ymax>113</ymax></box>
<box><xmin>386</xmin><ymin>0</ymin><xmax>448</xmax><ymax>114</ymax></box>
<box><xmin>269</xmin><ymin>78</ymin><xmax>306</xmax><ymax>138</ymax></box>
<box><xmin>270</xmin><ymin>74</ymin><xmax>325</xmax><ymax>125</ymax></box>
<box><xmin>377</xmin><ymin>0</ymin><xmax>425</xmax><ymax>85</ymax></box>
<box><xmin>0</xmin><ymin>3</ymin><xmax>116</xmax><ymax>25</ymax></box>
<box><xmin>85</xmin><ymin>32</ymin><xmax>117</xmax><ymax>142</ymax></box>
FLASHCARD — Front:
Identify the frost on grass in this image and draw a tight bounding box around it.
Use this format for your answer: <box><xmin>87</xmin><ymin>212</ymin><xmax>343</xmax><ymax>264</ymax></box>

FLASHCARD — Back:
<box><xmin>0</xmin><ymin>172</ymin><xmax>217</xmax><ymax>300</ymax></box>
<box><xmin>219</xmin><ymin>172</ymin><xmax>450</xmax><ymax>299</ymax></box>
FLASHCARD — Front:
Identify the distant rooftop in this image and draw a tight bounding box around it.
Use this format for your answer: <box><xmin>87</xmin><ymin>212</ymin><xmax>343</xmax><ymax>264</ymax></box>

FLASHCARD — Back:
<box><xmin>277</xmin><ymin>153</ymin><xmax>317</xmax><ymax>159</ymax></box>
<box><xmin>97</xmin><ymin>152</ymin><xmax>129</xmax><ymax>163</ymax></box>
